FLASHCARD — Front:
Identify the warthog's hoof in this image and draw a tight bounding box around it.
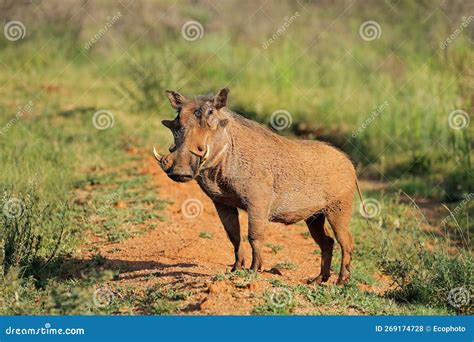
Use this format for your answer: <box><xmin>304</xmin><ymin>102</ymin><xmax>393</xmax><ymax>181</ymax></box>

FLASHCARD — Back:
<box><xmin>231</xmin><ymin>259</ymin><xmax>245</xmax><ymax>272</ymax></box>
<box><xmin>250</xmin><ymin>259</ymin><xmax>263</xmax><ymax>272</ymax></box>
<box><xmin>336</xmin><ymin>276</ymin><xmax>350</xmax><ymax>286</ymax></box>
<box><xmin>308</xmin><ymin>274</ymin><xmax>330</xmax><ymax>285</ymax></box>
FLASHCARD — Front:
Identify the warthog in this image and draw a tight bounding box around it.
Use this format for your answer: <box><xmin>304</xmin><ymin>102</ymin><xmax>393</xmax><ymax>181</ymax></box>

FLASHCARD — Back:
<box><xmin>154</xmin><ymin>88</ymin><xmax>358</xmax><ymax>285</ymax></box>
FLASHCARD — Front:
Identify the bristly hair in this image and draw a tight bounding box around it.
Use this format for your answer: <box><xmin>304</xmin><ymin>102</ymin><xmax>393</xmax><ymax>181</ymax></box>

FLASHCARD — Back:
<box><xmin>195</xmin><ymin>93</ymin><xmax>215</xmax><ymax>102</ymax></box>
<box><xmin>221</xmin><ymin>108</ymin><xmax>289</xmax><ymax>143</ymax></box>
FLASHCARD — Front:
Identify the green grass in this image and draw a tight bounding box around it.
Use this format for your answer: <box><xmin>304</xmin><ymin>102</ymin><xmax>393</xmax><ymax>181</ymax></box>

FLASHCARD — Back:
<box><xmin>253</xmin><ymin>288</ymin><xmax>296</xmax><ymax>315</ymax></box>
<box><xmin>199</xmin><ymin>231</ymin><xmax>214</xmax><ymax>239</ymax></box>
<box><xmin>273</xmin><ymin>260</ymin><xmax>297</xmax><ymax>271</ymax></box>
<box><xmin>213</xmin><ymin>269</ymin><xmax>259</xmax><ymax>289</ymax></box>
<box><xmin>93</xmin><ymin>283</ymin><xmax>191</xmax><ymax>315</ymax></box>
<box><xmin>266</xmin><ymin>243</ymin><xmax>284</xmax><ymax>254</ymax></box>
<box><xmin>0</xmin><ymin>0</ymin><xmax>472</xmax><ymax>315</ymax></box>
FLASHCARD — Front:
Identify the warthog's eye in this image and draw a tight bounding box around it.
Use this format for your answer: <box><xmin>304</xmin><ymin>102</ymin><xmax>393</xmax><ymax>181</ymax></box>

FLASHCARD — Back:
<box><xmin>194</xmin><ymin>109</ymin><xmax>202</xmax><ymax>118</ymax></box>
<box><xmin>208</xmin><ymin>109</ymin><xmax>214</xmax><ymax>115</ymax></box>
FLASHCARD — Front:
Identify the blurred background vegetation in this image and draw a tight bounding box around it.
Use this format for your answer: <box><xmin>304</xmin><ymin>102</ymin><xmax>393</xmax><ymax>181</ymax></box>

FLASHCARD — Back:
<box><xmin>0</xmin><ymin>0</ymin><xmax>472</xmax><ymax>315</ymax></box>
<box><xmin>1</xmin><ymin>0</ymin><xmax>472</xmax><ymax>199</ymax></box>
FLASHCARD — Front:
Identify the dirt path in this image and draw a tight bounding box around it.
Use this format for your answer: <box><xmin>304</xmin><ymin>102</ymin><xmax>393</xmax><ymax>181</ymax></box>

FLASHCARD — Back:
<box><xmin>79</xmin><ymin>152</ymin><xmax>388</xmax><ymax>314</ymax></box>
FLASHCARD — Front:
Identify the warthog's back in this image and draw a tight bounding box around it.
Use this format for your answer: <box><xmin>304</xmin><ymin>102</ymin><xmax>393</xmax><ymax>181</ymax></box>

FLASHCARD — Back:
<box><xmin>227</xmin><ymin>112</ymin><xmax>356</xmax><ymax>224</ymax></box>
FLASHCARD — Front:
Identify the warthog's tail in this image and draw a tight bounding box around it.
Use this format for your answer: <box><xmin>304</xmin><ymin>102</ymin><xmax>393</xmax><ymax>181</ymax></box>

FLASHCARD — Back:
<box><xmin>355</xmin><ymin>178</ymin><xmax>370</xmax><ymax>221</ymax></box>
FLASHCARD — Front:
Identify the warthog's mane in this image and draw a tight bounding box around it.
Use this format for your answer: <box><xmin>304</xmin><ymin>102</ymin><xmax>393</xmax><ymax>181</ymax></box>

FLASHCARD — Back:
<box><xmin>194</xmin><ymin>94</ymin><xmax>214</xmax><ymax>102</ymax></box>
<box><xmin>194</xmin><ymin>93</ymin><xmax>292</xmax><ymax>144</ymax></box>
<box><xmin>224</xmin><ymin>108</ymin><xmax>289</xmax><ymax>144</ymax></box>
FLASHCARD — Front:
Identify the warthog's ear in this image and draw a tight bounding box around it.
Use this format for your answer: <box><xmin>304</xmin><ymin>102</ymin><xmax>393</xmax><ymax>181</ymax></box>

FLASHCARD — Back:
<box><xmin>213</xmin><ymin>88</ymin><xmax>229</xmax><ymax>109</ymax></box>
<box><xmin>165</xmin><ymin>90</ymin><xmax>187</xmax><ymax>109</ymax></box>
<box><xmin>161</xmin><ymin>119</ymin><xmax>175</xmax><ymax>130</ymax></box>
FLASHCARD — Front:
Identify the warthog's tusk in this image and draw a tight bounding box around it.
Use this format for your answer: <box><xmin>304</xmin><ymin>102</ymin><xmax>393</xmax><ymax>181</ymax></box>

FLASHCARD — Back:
<box><xmin>153</xmin><ymin>146</ymin><xmax>162</xmax><ymax>162</ymax></box>
<box><xmin>203</xmin><ymin>144</ymin><xmax>210</xmax><ymax>161</ymax></box>
<box><xmin>200</xmin><ymin>144</ymin><xmax>210</xmax><ymax>168</ymax></box>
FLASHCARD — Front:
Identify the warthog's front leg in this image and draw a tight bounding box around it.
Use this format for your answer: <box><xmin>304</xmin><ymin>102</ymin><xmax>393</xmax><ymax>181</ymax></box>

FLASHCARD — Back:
<box><xmin>214</xmin><ymin>202</ymin><xmax>245</xmax><ymax>271</ymax></box>
<box><xmin>248</xmin><ymin>209</ymin><xmax>267</xmax><ymax>272</ymax></box>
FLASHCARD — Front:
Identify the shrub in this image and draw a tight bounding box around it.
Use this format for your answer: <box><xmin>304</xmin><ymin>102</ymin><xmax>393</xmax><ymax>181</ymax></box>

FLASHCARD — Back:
<box><xmin>1</xmin><ymin>187</ymin><xmax>69</xmax><ymax>278</ymax></box>
<box><xmin>380</xmin><ymin>250</ymin><xmax>472</xmax><ymax>313</ymax></box>
<box><xmin>0</xmin><ymin>268</ymin><xmax>111</xmax><ymax>315</ymax></box>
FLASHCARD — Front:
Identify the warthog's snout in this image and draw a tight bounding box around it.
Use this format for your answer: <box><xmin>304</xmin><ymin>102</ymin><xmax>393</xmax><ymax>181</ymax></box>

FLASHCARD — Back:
<box><xmin>153</xmin><ymin>147</ymin><xmax>197</xmax><ymax>183</ymax></box>
<box><xmin>167</xmin><ymin>168</ymin><xmax>194</xmax><ymax>182</ymax></box>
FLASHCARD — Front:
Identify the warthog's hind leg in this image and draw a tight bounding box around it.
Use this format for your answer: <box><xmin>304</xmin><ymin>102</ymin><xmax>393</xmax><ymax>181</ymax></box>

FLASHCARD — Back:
<box><xmin>214</xmin><ymin>202</ymin><xmax>245</xmax><ymax>271</ymax></box>
<box><xmin>305</xmin><ymin>213</ymin><xmax>334</xmax><ymax>284</ymax></box>
<box><xmin>325</xmin><ymin>199</ymin><xmax>354</xmax><ymax>286</ymax></box>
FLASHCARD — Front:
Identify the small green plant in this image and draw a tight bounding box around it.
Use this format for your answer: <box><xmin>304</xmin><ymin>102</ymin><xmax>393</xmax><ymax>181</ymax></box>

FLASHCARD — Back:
<box><xmin>199</xmin><ymin>231</ymin><xmax>213</xmax><ymax>239</ymax></box>
<box><xmin>267</xmin><ymin>279</ymin><xmax>289</xmax><ymax>288</ymax></box>
<box><xmin>164</xmin><ymin>288</ymin><xmax>192</xmax><ymax>301</ymax></box>
<box><xmin>234</xmin><ymin>270</ymin><xmax>259</xmax><ymax>288</ymax></box>
<box><xmin>213</xmin><ymin>269</ymin><xmax>258</xmax><ymax>288</ymax></box>
<box><xmin>91</xmin><ymin>253</ymin><xmax>107</xmax><ymax>266</ymax></box>
<box><xmin>273</xmin><ymin>260</ymin><xmax>297</xmax><ymax>271</ymax></box>
<box><xmin>107</xmin><ymin>229</ymin><xmax>131</xmax><ymax>243</ymax></box>
<box><xmin>252</xmin><ymin>288</ymin><xmax>296</xmax><ymax>315</ymax></box>
<box><xmin>301</xmin><ymin>232</ymin><xmax>311</xmax><ymax>239</ymax></box>
<box><xmin>266</xmin><ymin>243</ymin><xmax>283</xmax><ymax>254</ymax></box>
<box><xmin>140</xmin><ymin>284</ymin><xmax>179</xmax><ymax>315</ymax></box>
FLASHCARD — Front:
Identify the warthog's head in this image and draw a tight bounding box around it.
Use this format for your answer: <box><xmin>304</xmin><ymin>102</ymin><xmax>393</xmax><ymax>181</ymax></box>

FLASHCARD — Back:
<box><xmin>154</xmin><ymin>88</ymin><xmax>230</xmax><ymax>182</ymax></box>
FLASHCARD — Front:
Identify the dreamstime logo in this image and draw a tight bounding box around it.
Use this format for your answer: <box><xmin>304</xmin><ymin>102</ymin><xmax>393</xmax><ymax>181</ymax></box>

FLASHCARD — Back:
<box><xmin>4</xmin><ymin>21</ymin><xmax>26</xmax><ymax>41</ymax></box>
<box><xmin>181</xmin><ymin>21</ymin><xmax>204</xmax><ymax>41</ymax></box>
<box><xmin>95</xmin><ymin>188</ymin><xmax>123</xmax><ymax>218</ymax></box>
<box><xmin>440</xmin><ymin>15</ymin><xmax>474</xmax><ymax>49</ymax></box>
<box><xmin>447</xmin><ymin>287</ymin><xmax>470</xmax><ymax>308</ymax></box>
<box><xmin>181</xmin><ymin>198</ymin><xmax>203</xmax><ymax>219</ymax></box>
<box><xmin>359</xmin><ymin>21</ymin><xmax>381</xmax><ymax>41</ymax></box>
<box><xmin>352</xmin><ymin>101</ymin><xmax>389</xmax><ymax>138</ymax></box>
<box><xmin>262</xmin><ymin>11</ymin><xmax>300</xmax><ymax>49</ymax></box>
<box><xmin>2</xmin><ymin>198</ymin><xmax>25</xmax><ymax>219</ymax></box>
<box><xmin>440</xmin><ymin>192</ymin><xmax>473</xmax><ymax>227</ymax></box>
<box><xmin>84</xmin><ymin>11</ymin><xmax>122</xmax><ymax>50</ymax></box>
<box><xmin>269</xmin><ymin>109</ymin><xmax>292</xmax><ymax>131</ymax></box>
<box><xmin>0</xmin><ymin>100</ymin><xmax>33</xmax><ymax>137</ymax></box>
<box><xmin>359</xmin><ymin>198</ymin><xmax>381</xmax><ymax>218</ymax></box>
<box><xmin>92</xmin><ymin>110</ymin><xmax>115</xmax><ymax>130</ymax></box>
<box><xmin>92</xmin><ymin>288</ymin><xmax>114</xmax><ymax>307</ymax></box>
<box><xmin>269</xmin><ymin>287</ymin><xmax>292</xmax><ymax>308</ymax></box>
<box><xmin>172</xmin><ymin>107</ymin><xmax>202</xmax><ymax>139</ymax></box>
<box><xmin>448</xmin><ymin>109</ymin><xmax>469</xmax><ymax>130</ymax></box>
